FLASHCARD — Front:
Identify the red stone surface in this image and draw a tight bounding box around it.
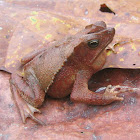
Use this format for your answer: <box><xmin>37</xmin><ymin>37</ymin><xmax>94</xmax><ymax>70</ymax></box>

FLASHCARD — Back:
<box><xmin>0</xmin><ymin>0</ymin><xmax>140</xmax><ymax>139</ymax></box>
<box><xmin>0</xmin><ymin>69</ymin><xmax>140</xmax><ymax>139</ymax></box>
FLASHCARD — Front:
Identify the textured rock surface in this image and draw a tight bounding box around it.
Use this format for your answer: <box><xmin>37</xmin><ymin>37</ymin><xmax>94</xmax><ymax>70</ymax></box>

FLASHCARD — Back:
<box><xmin>0</xmin><ymin>69</ymin><xmax>140</xmax><ymax>139</ymax></box>
<box><xmin>0</xmin><ymin>0</ymin><xmax>140</xmax><ymax>139</ymax></box>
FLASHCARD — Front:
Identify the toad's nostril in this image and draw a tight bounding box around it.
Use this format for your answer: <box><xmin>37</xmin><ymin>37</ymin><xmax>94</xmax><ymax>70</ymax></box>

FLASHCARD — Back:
<box><xmin>107</xmin><ymin>27</ymin><xmax>115</xmax><ymax>35</ymax></box>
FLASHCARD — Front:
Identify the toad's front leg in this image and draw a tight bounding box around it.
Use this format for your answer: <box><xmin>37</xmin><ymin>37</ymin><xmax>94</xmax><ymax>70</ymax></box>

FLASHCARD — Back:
<box><xmin>70</xmin><ymin>70</ymin><xmax>134</xmax><ymax>105</ymax></box>
<box><xmin>10</xmin><ymin>73</ymin><xmax>46</xmax><ymax>125</ymax></box>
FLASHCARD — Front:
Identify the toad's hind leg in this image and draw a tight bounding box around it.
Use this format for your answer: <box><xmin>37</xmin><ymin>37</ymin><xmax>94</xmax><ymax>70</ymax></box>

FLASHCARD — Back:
<box><xmin>10</xmin><ymin>73</ymin><xmax>46</xmax><ymax>125</ymax></box>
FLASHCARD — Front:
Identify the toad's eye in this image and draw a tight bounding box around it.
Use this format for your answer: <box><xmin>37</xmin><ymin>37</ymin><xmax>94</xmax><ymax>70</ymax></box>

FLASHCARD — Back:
<box><xmin>88</xmin><ymin>39</ymin><xmax>99</xmax><ymax>48</ymax></box>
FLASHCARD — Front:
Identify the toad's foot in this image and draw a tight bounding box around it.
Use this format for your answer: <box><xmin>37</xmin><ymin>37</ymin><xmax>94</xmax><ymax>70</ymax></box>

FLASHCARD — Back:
<box><xmin>103</xmin><ymin>85</ymin><xmax>135</xmax><ymax>103</ymax></box>
<box><xmin>16</xmin><ymin>98</ymin><xmax>45</xmax><ymax>125</ymax></box>
<box><xmin>19</xmin><ymin>102</ymin><xmax>45</xmax><ymax>125</ymax></box>
<box><xmin>10</xmin><ymin>81</ymin><xmax>45</xmax><ymax>125</ymax></box>
<box><xmin>16</xmin><ymin>96</ymin><xmax>45</xmax><ymax>125</ymax></box>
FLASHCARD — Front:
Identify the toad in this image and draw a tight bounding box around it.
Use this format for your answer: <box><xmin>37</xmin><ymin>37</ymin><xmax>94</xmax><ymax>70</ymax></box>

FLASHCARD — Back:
<box><xmin>10</xmin><ymin>21</ymin><xmax>130</xmax><ymax>125</ymax></box>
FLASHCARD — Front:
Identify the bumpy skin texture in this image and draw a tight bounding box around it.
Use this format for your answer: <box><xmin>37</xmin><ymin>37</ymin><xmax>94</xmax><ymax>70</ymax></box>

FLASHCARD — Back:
<box><xmin>10</xmin><ymin>21</ymin><xmax>126</xmax><ymax>125</ymax></box>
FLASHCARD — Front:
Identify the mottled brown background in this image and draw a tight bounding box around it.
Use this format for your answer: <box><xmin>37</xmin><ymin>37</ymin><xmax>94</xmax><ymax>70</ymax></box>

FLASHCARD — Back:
<box><xmin>0</xmin><ymin>0</ymin><xmax>140</xmax><ymax>140</ymax></box>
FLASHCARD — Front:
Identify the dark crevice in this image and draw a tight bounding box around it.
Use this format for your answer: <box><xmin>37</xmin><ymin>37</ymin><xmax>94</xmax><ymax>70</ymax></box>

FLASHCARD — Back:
<box><xmin>100</xmin><ymin>4</ymin><xmax>115</xmax><ymax>15</ymax></box>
